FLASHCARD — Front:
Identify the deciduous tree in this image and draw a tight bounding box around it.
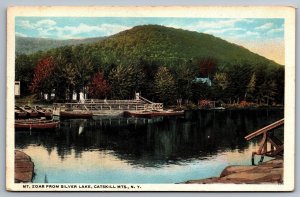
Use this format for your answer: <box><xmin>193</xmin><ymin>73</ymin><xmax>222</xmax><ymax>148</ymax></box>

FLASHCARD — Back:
<box><xmin>29</xmin><ymin>57</ymin><xmax>55</xmax><ymax>98</ymax></box>
<box><xmin>88</xmin><ymin>72</ymin><xmax>111</xmax><ymax>99</ymax></box>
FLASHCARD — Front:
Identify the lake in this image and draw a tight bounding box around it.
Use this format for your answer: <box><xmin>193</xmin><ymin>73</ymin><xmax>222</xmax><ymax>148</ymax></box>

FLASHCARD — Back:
<box><xmin>15</xmin><ymin>108</ymin><xmax>284</xmax><ymax>183</ymax></box>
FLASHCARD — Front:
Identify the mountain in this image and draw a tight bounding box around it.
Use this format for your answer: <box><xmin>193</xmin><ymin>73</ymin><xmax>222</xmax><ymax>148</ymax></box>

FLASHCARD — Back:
<box><xmin>15</xmin><ymin>25</ymin><xmax>284</xmax><ymax>103</ymax></box>
<box><xmin>15</xmin><ymin>36</ymin><xmax>104</xmax><ymax>55</ymax></box>
<box><xmin>85</xmin><ymin>25</ymin><xmax>281</xmax><ymax>66</ymax></box>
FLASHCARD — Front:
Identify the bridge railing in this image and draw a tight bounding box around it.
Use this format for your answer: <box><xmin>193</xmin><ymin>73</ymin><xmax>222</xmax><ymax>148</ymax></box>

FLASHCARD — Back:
<box><xmin>244</xmin><ymin>118</ymin><xmax>284</xmax><ymax>165</ymax></box>
<box><xmin>245</xmin><ymin>119</ymin><xmax>284</xmax><ymax>141</ymax></box>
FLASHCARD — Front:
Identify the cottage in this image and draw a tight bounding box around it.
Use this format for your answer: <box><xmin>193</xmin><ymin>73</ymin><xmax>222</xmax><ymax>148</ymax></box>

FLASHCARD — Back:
<box><xmin>193</xmin><ymin>77</ymin><xmax>212</xmax><ymax>86</ymax></box>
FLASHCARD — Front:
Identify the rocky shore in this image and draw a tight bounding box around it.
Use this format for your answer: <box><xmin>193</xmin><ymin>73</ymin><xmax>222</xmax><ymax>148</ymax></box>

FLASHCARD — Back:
<box><xmin>15</xmin><ymin>150</ymin><xmax>34</xmax><ymax>183</ymax></box>
<box><xmin>185</xmin><ymin>159</ymin><xmax>283</xmax><ymax>184</ymax></box>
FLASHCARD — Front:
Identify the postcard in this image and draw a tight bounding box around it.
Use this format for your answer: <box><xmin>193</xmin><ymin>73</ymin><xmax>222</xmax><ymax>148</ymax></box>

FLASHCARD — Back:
<box><xmin>6</xmin><ymin>6</ymin><xmax>295</xmax><ymax>191</ymax></box>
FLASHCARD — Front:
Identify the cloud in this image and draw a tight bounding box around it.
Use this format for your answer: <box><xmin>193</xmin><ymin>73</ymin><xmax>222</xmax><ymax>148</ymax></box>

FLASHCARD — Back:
<box><xmin>21</xmin><ymin>21</ymin><xmax>131</xmax><ymax>39</ymax></box>
<box><xmin>16</xmin><ymin>19</ymin><xmax>132</xmax><ymax>39</ymax></box>
<box><xmin>204</xmin><ymin>27</ymin><xmax>244</xmax><ymax>34</ymax></box>
<box><xmin>18</xmin><ymin>20</ymin><xmax>35</xmax><ymax>29</ymax></box>
<box><xmin>16</xmin><ymin>32</ymin><xmax>28</xmax><ymax>37</ymax></box>
<box><xmin>36</xmin><ymin>19</ymin><xmax>57</xmax><ymax>27</ymax></box>
<box><xmin>245</xmin><ymin>31</ymin><xmax>260</xmax><ymax>36</ymax></box>
<box><xmin>267</xmin><ymin>26</ymin><xmax>284</xmax><ymax>35</ymax></box>
<box><xmin>18</xmin><ymin>19</ymin><xmax>57</xmax><ymax>29</ymax></box>
<box><xmin>255</xmin><ymin>22</ymin><xmax>273</xmax><ymax>30</ymax></box>
<box><xmin>197</xmin><ymin>18</ymin><xmax>252</xmax><ymax>30</ymax></box>
<box><xmin>55</xmin><ymin>23</ymin><xmax>131</xmax><ymax>39</ymax></box>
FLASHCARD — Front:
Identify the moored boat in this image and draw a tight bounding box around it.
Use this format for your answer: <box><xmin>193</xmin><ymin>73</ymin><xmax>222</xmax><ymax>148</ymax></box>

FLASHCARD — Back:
<box><xmin>15</xmin><ymin>106</ymin><xmax>27</xmax><ymax>119</ymax></box>
<box><xmin>35</xmin><ymin>106</ymin><xmax>52</xmax><ymax>118</ymax></box>
<box><xmin>60</xmin><ymin>110</ymin><xmax>93</xmax><ymax>119</ymax></box>
<box><xmin>15</xmin><ymin>119</ymin><xmax>59</xmax><ymax>130</ymax></box>
<box><xmin>124</xmin><ymin>110</ymin><xmax>184</xmax><ymax>118</ymax></box>
<box><xmin>21</xmin><ymin>105</ymin><xmax>39</xmax><ymax>118</ymax></box>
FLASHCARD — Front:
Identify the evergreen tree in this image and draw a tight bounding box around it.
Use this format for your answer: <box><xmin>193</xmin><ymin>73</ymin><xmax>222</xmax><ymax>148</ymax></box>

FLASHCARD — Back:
<box><xmin>244</xmin><ymin>73</ymin><xmax>256</xmax><ymax>101</ymax></box>
<box><xmin>109</xmin><ymin>64</ymin><xmax>145</xmax><ymax>99</ymax></box>
<box><xmin>154</xmin><ymin>67</ymin><xmax>177</xmax><ymax>105</ymax></box>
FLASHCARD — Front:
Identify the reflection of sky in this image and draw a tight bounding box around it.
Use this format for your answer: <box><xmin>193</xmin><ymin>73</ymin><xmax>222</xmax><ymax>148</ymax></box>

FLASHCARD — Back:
<box><xmin>15</xmin><ymin>17</ymin><xmax>284</xmax><ymax>64</ymax></box>
<box><xmin>20</xmin><ymin>143</ymin><xmax>272</xmax><ymax>183</ymax></box>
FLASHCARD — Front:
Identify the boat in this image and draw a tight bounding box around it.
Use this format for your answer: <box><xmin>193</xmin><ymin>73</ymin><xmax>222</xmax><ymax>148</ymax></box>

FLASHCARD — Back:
<box><xmin>15</xmin><ymin>119</ymin><xmax>59</xmax><ymax>130</ymax></box>
<box><xmin>15</xmin><ymin>106</ymin><xmax>27</xmax><ymax>119</ymax></box>
<box><xmin>124</xmin><ymin>110</ymin><xmax>184</xmax><ymax>118</ymax></box>
<box><xmin>60</xmin><ymin>110</ymin><xmax>93</xmax><ymax>119</ymax></box>
<box><xmin>20</xmin><ymin>105</ymin><xmax>39</xmax><ymax>118</ymax></box>
<box><xmin>35</xmin><ymin>106</ymin><xmax>52</xmax><ymax>118</ymax></box>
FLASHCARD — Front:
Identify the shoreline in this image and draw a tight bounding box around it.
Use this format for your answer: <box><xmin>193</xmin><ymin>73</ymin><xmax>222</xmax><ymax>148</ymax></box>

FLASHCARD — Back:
<box><xmin>184</xmin><ymin>159</ymin><xmax>283</xmax><ymax>184</ymax></box>
<box><xmin>15</xmin><ymin>150</ymin><xmax>34</xmax><ymax>183</ymax></box>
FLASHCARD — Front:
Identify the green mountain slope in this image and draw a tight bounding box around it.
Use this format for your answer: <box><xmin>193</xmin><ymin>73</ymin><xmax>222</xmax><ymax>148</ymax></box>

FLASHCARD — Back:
<box><xmin>16</xmin><ymin>36</ymin><xmax>104</xmax><ymax>55</ymax></box>
<box><xmin>86</xmin><ymin>25</ymin><xmax>281</xmax><ymax>66</ymax></box>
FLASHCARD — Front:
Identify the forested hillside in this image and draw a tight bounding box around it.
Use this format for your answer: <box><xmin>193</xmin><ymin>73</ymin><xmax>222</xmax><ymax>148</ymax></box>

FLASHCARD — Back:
<box><xmin>15</xmin><ymin>25</ymin><xmax>284</xmax><ymax>105</ymax></box>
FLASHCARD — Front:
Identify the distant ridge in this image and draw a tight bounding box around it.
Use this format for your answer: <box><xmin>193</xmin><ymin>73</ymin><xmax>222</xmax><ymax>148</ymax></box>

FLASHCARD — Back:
<box><xmin>16</xmin><ymin>36</ymin><xmax>104</xmax><ymax>55</ymax></box>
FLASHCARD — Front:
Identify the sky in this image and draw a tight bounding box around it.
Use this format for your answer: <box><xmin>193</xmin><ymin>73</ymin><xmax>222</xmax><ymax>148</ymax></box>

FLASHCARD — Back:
<box><xmin>15</xmin><ymin>17</ymin><xmax>285</xmax><ymax>64</ymax></box>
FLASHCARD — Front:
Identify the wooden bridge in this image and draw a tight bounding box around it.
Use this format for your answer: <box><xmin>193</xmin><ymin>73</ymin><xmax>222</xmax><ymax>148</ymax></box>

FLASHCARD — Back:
<box><xmin>245</xmin><ymin>119</ymin><xmax>284</xmax><ymax>165</ymax></box>
<box><xmin>53</xmin><ymin>96</ymin><xmax>163</xmax><ymax>116</ymax></box>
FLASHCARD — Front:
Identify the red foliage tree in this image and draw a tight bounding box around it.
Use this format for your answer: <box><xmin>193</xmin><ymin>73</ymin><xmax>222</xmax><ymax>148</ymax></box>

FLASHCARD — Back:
<box><xmin>88</xmin><ymin>72</ymin><xmax>111</xmax><ymax>99</ymax></box>
<box><xmin>199</xmin><ymin>58</ymin><xmax>217</xmax><ymax>77</ymax></box>
<box><xmin>29</xmin><ymin>57</ymin><xmax>55</xmax><ymax>93</ymax></box>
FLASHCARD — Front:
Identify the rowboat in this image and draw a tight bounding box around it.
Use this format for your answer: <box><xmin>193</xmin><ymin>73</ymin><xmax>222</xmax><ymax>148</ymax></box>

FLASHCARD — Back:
<box><xmin>15</xmin><ymin>119</ymin><xmax>59</xmax><ymax>130</ymax></box>
<box><xmin>60</xmin><ymin>111</ymin><xmax>93</xmax><ymax>119</ymax></box>
<box><xmin>15</xmin><ymin>106</ymin><xmax>27</xmax><ymax>119</ymax></box>
<box><xmin>21</xmin><ymin>105</ymin><xmax>39</xmax><ymax>118</ymax></box>
<box><xmin>35</xmin><ymin>106</ymin><xmax>52</xmax><ymax>118</ymax></box>
<box><xmin>124</xmin><ymin>110</ymin><xmax>184</xmax><ymax>118</ymax></box>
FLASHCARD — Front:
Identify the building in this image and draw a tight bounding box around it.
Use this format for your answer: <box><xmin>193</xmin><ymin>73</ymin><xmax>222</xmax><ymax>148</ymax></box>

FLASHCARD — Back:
<box><xmin>193</xmin><ymin>77</ymin><xmax>212</xmax><ymax>86</ymax></box>
<box><xmin>15</xmin><ymin>81</ymin><xmax>20</xmax><ymax>97</ymax></box>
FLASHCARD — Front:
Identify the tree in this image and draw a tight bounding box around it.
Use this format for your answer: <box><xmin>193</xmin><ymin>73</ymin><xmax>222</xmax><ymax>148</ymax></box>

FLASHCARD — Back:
<box><xmin>191</xmin><ymin>81</ymin><xmax>212</xmax><ymax>103</ymax></box>
<box><xmin>212</xmin><ymin>72</ymin><xmax>229</xmax><ymax>101</ymax></box>
<box><xmin>154</xmin><ymin>66</ymin><xmax>177</xmax><ymax>105</ymax></box>
<box><xmin>29</xmin><ymin>57</ymin><xmax>55</xmax><ymax>98</ymax></box>
<box><xmin>15</xmin><ymin>54</ymin><xmax>35</xmax><ymax>96</ymax></box>
<box><xmin>72</xmin><ymin>46</ymin><xmax>94</xmax><ymax>100</ymax></box>
<box><xmin>109</xmin><ymin>64</ymin><xmax>145</xmax><ymax>99</ymax></box>
<box><xmin>226</xmin><ymin>63</ymin><xmax>252</xmax><ymax>103</ymax></box>
<box><xmin>175</xmin><ymin>65</ymin><xmax>195</xmax><ymax>101</ymax></box>
<box><xmin>198</xmin><ymin>57</ymin><xmax>217</xmax><ymax>77</ymax></box>
<box><xmin>88</xmin><ymin>72</ymin><xmax>111</xmax><ymax>99</ymax></box>
<box><xmin>244</xmin><ymin>73</ymin><xmax>256</xmax><ymax>101</ymax></box>
<box><xmin>49</xmin><ymin>53</ymin><xmax>77</xmax><ymax>100</ymax></box>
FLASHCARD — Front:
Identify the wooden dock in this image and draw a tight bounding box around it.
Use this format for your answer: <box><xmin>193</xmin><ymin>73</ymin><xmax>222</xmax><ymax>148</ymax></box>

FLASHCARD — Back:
<box><xmin>245</xmin><ymin>119</ymin><xmax>284</xmax><ymax>165</ymax></box>
<box><xmin>53</xmin><ymin>96</ymin><xmax>163</xmax><ymax>116</ymax></box>
<box><xmin>15</xmin><ymin>150</ymin><xmax>34</xmax><ymax>183</ymax></box>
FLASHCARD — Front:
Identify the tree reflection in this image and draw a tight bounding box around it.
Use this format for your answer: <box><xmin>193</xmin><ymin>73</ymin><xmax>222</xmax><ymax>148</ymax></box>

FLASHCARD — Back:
<box><xmin>15</xmin><ymin>109</ymin><xmax>284</xmax><ymax>167</ymax></box>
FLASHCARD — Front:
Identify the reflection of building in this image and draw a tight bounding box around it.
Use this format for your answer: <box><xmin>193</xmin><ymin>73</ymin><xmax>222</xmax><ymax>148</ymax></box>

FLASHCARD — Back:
<box><xmin>193</xmin><ymin>77</ymin><xmax>212</xmax><ymax>86</ymax></box>
<box><xmin>15</xmin><ymin>81</ymin><xmax>20</xmax><ymax>97</ymax></box>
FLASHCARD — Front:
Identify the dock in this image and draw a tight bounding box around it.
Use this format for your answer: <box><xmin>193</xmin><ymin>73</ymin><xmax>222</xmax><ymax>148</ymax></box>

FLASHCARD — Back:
<box><xmin>15</xmin><ymin>150</ymin><xmax>34</xmax><ymax>183</ymax></box>
<box><xmin>52</xmin><ymin>96</ymin><xmax>163</xmax><ymax>116</ymax></box>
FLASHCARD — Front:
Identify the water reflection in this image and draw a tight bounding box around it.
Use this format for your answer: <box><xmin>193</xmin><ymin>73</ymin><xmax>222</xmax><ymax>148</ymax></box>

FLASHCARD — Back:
<box><xmin>15</xmin><ymin>109</ymin><xmax>284</xmax><ymax>183</ymax></box>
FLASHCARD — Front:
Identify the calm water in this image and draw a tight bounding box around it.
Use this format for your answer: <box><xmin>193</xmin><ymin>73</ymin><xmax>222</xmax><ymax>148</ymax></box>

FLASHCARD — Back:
<box><xmin>15</xmin><ymin>109</ymin><xmax>284</xmax><ymax>183</ymax></box>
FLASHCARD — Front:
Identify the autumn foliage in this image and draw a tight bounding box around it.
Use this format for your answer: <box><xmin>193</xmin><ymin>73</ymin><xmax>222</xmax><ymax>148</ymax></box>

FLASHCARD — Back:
<box><xmin>29</xmin><ymin>57</ymin><xmax>55</xmax><ymax>93</ymax></box>
<box><xmin>199</xmin><ymin>58</ymin><xmax>217</xmax><ymax>77</ymax></box>
<box><xmin>88</xmin><ymin>72</ymin><xmax>111</xmax><ymax>99</ymax></box>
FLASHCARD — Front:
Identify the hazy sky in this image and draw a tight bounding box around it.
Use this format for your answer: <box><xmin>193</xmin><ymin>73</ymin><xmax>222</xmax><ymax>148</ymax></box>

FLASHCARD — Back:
<box><xmin>15</xmin><ymin>17</ymin><xmax>285</xmax><ymax>64</ymax></box>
